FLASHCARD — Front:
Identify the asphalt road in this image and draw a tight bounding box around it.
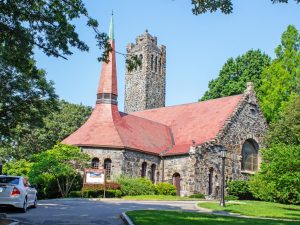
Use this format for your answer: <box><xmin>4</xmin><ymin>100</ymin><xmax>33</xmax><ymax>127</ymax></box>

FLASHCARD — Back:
<box><xmin>3</xmin><ymin>199</ymin><xmax>199</xmax><ymax>225</ymax></box>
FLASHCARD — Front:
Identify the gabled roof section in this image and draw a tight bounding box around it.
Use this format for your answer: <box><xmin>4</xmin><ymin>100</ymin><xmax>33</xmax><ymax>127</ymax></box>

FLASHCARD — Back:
<box><xmin>131</xmin><ymin>94</ymin><xmax>243</xmax><ymax>150</ymax></box>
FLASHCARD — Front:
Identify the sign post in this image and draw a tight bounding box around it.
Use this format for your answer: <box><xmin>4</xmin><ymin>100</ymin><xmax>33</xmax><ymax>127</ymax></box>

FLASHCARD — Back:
<box><xmin>83</xmin><ymin>168</ymin><xmax>106</xmax><ymax>198</ymax></box>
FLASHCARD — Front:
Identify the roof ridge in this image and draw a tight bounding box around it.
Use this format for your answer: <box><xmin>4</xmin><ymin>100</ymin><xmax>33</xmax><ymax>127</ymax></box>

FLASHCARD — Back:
<box><xmin>122</xmin><ymin>112</ymin><xmax>171</xmax><ymax>128</ymax></box>
<box><xmin>131</xmin><ymin>94</ymin><xmax>243</xmax><ymax>114</ymax></box>
<box><xmin>213</xmin><ymin>92</ymin><xmax>248</xmax><ymax>143</ymax></box>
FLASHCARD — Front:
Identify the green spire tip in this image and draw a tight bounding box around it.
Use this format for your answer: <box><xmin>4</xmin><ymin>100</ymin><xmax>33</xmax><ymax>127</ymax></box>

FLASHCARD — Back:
<box><xmin>108</xmin><ymin>13</ymin><xmax>114</xmax><ymax>40</ymax></box>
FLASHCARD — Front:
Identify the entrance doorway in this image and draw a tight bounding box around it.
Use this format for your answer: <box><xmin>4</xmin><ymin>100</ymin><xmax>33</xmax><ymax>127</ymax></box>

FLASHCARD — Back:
<box><xmin>173</xmin><ymin>173</ymin><xmax>181</xmax><ymax>196</ymax></box>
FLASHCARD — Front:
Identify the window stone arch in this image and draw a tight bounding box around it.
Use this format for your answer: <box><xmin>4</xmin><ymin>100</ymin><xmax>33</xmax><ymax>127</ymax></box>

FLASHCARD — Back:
<box><xmin>150</xmin><ymin>164</ymin><xmax>156</xmax><ymax>183</ymax></box>
<box><xmin>104</xmin><ymin>158</ymin><xmax>112</xmax><ymax>180</ymax></box>
<box><xmin>141</xmin><ymin>162</ymin><xmax>147</xmax><ymax>177</ymax></box>
<box><xmin>151</xmin><ymin>55</ymin><xmax>154</xmax><ymax>71</ymax></box>
<box><xmin>139</xmin><ymin>54</ymin><xmax>143</xmax><ymax>70</ymax></box>
<box><xmin>91</xmin><ymin>157</ymin><xmax>99</xmax><ymax>169</ymax></box>
<box><xmin>241</xmin><ymin>139</ymin><xmax>259</xmax><ymax>171</ymax></box>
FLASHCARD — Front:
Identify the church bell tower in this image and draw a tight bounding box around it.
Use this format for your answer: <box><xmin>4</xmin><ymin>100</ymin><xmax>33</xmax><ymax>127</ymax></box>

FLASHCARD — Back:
<box><xmin>124</xmin><ymin>30</ymin><xmax>166</xmax><ymax>113</ymax></box>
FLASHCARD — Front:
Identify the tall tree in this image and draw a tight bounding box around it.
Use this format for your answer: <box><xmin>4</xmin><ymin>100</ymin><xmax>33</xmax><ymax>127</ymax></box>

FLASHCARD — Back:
<box><xmin>0</xmin><ymin>100</ymin><xmax>92</xmax><ymax>162</ymax></box>
<box><xmin>191</xmin><ymin>0</ymin><xmax>300</xmax><ymax>15</ymax></box>
<box><xmin>265</xmin><ymin>92</ymin><xmax>300</xmax><ymax>146</ymax></box>
<box><xmin>200</xmin><ymin>50</ymin><xmax>271</xmax><ymax>101</ymax></box>
<box><xmin>0</xmin><ymin>58</ymin><xmax>57</xmax><ymax>140</ymax></box>
<box><xmin>0</xmin><ymin>0</ymin><xmax>110</xmax><ymax>140</ymax></box>
<box><xmin>259</xmin><ymin>25</ymin><xmax>300</xmax><ymax>122</ymax></box>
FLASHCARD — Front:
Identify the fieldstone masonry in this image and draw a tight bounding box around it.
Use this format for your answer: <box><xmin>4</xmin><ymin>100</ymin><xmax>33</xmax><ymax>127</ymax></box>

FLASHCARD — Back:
<box><xmin>124</xmin><ymin>30</ymin><xmax>166</xmax><ymax>113</ymax></box>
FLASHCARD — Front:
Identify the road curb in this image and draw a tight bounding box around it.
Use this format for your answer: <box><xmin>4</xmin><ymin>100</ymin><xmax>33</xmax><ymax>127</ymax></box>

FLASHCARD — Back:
<box><xmin>120</xmin><ymin>212</ymin><xmax>135</xmax><ymax>225</ymax></box>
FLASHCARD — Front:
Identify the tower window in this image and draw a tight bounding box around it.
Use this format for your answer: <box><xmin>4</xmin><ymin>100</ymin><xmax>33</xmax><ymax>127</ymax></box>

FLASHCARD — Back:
<box><xmin>155</xmin><ymin>56</ymin><xmax>158</xmax><ymax>72</ymax></box>
<box><xmin>151</xmin><ymin>55</ymin><xmax>154</xmax><ymax>71</ymax></box>
<box><xmin>158</xmin><ymin>58</ymin><xmax>161</xmax><ymax>73</ymax></box>
<box><xmin>139</xmin><ymin>54</ymin><xmax>143</xmax><ymax>70</ymax></box>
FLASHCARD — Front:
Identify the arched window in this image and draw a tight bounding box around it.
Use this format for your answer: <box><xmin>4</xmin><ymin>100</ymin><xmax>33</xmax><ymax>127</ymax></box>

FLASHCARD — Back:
<box><xmin>242</xmin><ymin>139</ymin><xmax>258</xmax><ymax>171</ymax></box>
<box><xmin>151</xmin><ymin>55</ymin><xmax>154</xmax><ymax>71</ymax></box>
<box><xmin>158</xmin><ymin>58</ymin><xmax>161</xmax><ymax>74</ymax></box>
<box><xmin>91</xmin><ymin>158</ymin><xmax>99</xmax><ymax>169</ymax></box>
<box><xmin>139</xmin><ymin>54</ymin><xmax>143</xmax><ymax>70</ymax></box>
<box><xmin>104</xmin><ymin>158</ymin><xmax>112</xmax><ymax>180</ymax></box>
<box><xmin>151</xmin><ymin>164</ymin><xmax>156</xmax><ymax>183</ymax></box>
<box><xmin>141</xmin><ymin>162</ymin><xmax>147</xmax><ymax>177</ymax></box>
<box><xmin>154</xmin><ymin>56</ymin><xmax>158</xmax><ymax>72</ymax></box>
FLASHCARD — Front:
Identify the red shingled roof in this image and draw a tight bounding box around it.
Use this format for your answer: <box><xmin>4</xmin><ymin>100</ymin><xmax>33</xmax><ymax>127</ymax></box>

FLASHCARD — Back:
<box><xmin>63</xmin><ymin>103</ymin><xmax>173</xmax><ymax>154</ymax></box>
<box><xmin>131</xmin><ymin>95</ymin><xmax>243</xmax><ymax>155</ymax></box>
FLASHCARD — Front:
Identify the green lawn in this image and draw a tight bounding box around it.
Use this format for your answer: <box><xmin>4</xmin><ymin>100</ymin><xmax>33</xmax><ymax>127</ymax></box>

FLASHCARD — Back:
<box><xmin>122</xmin><ymin>195</ymin><xmax>201</xmax><ymax>201</ymax></box>
<box><xmin>198</xmin><ymin>201</ymin><xmax>300</xmax><ymax>220</ymax></box>
<box><xmin>126</xmin><ymin>210</ymin><xmax>299</xmax><ymax>225</ymax></box>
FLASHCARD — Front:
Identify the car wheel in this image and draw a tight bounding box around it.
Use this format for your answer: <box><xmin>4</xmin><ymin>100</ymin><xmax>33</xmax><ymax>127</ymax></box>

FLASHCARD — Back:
<box><xmin>21</xmin><ymin>198</ymin><xmax>27</xmax><ymax>213</ymax></box>
<box><xmin>32</xmin><ymin>196</ymin><xmax>38</xmax><ymax>208</ymax></box>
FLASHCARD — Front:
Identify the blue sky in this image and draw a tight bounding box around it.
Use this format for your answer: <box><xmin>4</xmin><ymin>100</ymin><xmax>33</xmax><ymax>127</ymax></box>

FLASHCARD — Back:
<box><xmin>35</xmin><ymin>0</ymin><xmax>300</xmax><ymax>111</ymax></box>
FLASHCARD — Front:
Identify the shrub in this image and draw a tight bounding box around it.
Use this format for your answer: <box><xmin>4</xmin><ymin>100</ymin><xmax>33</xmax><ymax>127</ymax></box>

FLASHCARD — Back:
<box><xmin>118</xmin><ymin>176</ymin><xmax>155</xmax><ymax>196</ymax></box>
<box><xmin>225</xmin><ymin>195</ymin><xmax>239</xmax><ymax>201</ymax></box>
<box><xmin>227</xmin><ymin>180</ymin><xmax>254</xmax><ymax>200</ymax></box>
<box><xmin>69</xmin><ymin>191</ymin><xmax>82</xmax><ymax>198</ymax></box>
<box><xmin>82</xmin><ymin>182</ymin><xmax>120</xmax><ymax>192</ymax></box>
<box><xmin>68</xmin><ymin>189</ymin><xmax>122</xmax><ymax>198</ymax></box>
<box><xmin>249</xmin><ymin>144</ymin><xmax>300</xmax><ymax>204</ymax></box>
<box><xmin>155</xmin><ymin>182</ymin><xmax>176</xmax><ymax>196</ymax></box>
<box><xmin>189</xmin><ymin>193</ymin><xmax>205</xmax><ymax>199</ymax></box>
<box><xmin>106</xmin><ymin>189</ymin><xmax>122</xmax><ymax>198</ymax></box>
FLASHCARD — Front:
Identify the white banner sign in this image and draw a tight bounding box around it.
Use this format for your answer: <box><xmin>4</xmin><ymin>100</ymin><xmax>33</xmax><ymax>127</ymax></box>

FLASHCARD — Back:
<box><xmin>85</xmin><ymin>171</ymin><xmax>105</xmax><ymax>184</ymax></box>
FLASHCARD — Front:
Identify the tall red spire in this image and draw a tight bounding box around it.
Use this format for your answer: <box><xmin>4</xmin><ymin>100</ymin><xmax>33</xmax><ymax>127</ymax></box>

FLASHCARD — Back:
<box><xmin>97</xmin><ymin>14</ymin><xmax>118</xmax><ymax>105</ymax></box>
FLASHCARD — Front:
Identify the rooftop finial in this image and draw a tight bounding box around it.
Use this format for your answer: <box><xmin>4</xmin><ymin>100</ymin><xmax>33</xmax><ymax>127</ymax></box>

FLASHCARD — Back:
<box><xmin>108</xmin><ymin>13</ymin><xmax>114</xmax><ymax>40</ymax></box>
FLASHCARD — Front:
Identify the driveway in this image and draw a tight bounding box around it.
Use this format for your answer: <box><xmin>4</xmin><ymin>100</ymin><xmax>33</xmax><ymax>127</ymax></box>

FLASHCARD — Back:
<box><xmin>4</xmin><ymin>198</ymin><xmax>199</xmax><ymax>225</ymax></box>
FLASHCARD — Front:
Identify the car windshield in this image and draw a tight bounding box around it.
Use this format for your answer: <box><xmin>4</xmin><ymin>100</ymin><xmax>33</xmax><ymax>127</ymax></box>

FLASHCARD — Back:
<box><xmin>0</xmin><ymin>177</ymin><xmax>19</xmax><ymax>185</ymax></box>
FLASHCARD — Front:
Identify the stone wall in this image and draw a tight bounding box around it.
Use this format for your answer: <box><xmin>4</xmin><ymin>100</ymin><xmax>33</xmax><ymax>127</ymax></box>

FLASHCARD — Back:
<box><xmin>124</xmin><ymin>30</ymin><xmax>166</xmax><ymax>113</ymax></box>
<box><xmin>83</xmin><ymin>147</ymin><xmax>161</xmax><ymax>182</ymax></box>
<box><xmin>122</xmin><ymin>150</ymin><xmax>161</xmax><ymax>182</ymax></box>
<box><xmin>162</xmin><ymin>84</ymin><xmax>267</xmax><ymax>197</ymax></box>
<box><xmin>82</xmin><ymin>147</ymin><xmax>124</xmax><ymax>181</ymax></box>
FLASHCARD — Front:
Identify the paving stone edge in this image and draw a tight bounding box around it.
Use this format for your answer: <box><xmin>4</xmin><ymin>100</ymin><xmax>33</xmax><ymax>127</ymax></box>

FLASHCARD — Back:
<box><xmin>120</xmin><ymin>212</ymin><xmax>135</xmax><ymax>225</ymax></box>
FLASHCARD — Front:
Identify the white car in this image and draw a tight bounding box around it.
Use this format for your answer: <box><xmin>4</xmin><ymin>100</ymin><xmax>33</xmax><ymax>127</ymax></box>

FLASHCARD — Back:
<box><xmin>0</xmin><ymin>175</ymin><xmax>37</xmax><ymax>212</ymax></box>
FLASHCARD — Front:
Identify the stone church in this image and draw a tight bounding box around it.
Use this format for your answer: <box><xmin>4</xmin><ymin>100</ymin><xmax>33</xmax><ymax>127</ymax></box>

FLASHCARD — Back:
<box><xmin>63</xmin><ymin>16</ymin><xmax>267</xmax><ymax>197</ymax></box>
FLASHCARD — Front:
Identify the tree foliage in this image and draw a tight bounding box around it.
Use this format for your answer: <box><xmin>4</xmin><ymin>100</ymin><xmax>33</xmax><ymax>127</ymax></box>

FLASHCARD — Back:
<box><xmin>0</xmin><ymin>0</ymin><xmax>110</xmax><ymax>141</ymax></box>
<box><xmin>0</xmin><ymin>100</ymin><xmax>91</xmax><ymax>162</ymax></box>
<box><xmin>0</xmin><ymin>57</ymin><xmax>58</xmax><ymax>140</ymax></box>
<box><xmin>2</xmin><ymin>159</ymin><xmax>32</xmax><ymax>177</ymax></box>
<box><xmin>249</xmin><ymin>144</ymin><xmax>300</xmax><ymax>204</ymax></box>
<box><xmin>201</xmin><ymin>50</ymin><xmax>270</xmax><ymax>101</ymax></box>
<box><xmin>259</xmin><ymin>25</ymin><xmax>300</xmax><ymax>122</ymax></box>
<box><xmin>191</xmin><ymin>0</ymin><xmax>300</xmax><ymax>15</ymax></box>
<box><xmin>29</xmin><ymin>144</ymin><xmax>90</xmax><ymax>198</ymax></box>
<box><xmin>265</xmin><ymin>93</ymin><xmax>300</xmax><ymax>146</ymax></box>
